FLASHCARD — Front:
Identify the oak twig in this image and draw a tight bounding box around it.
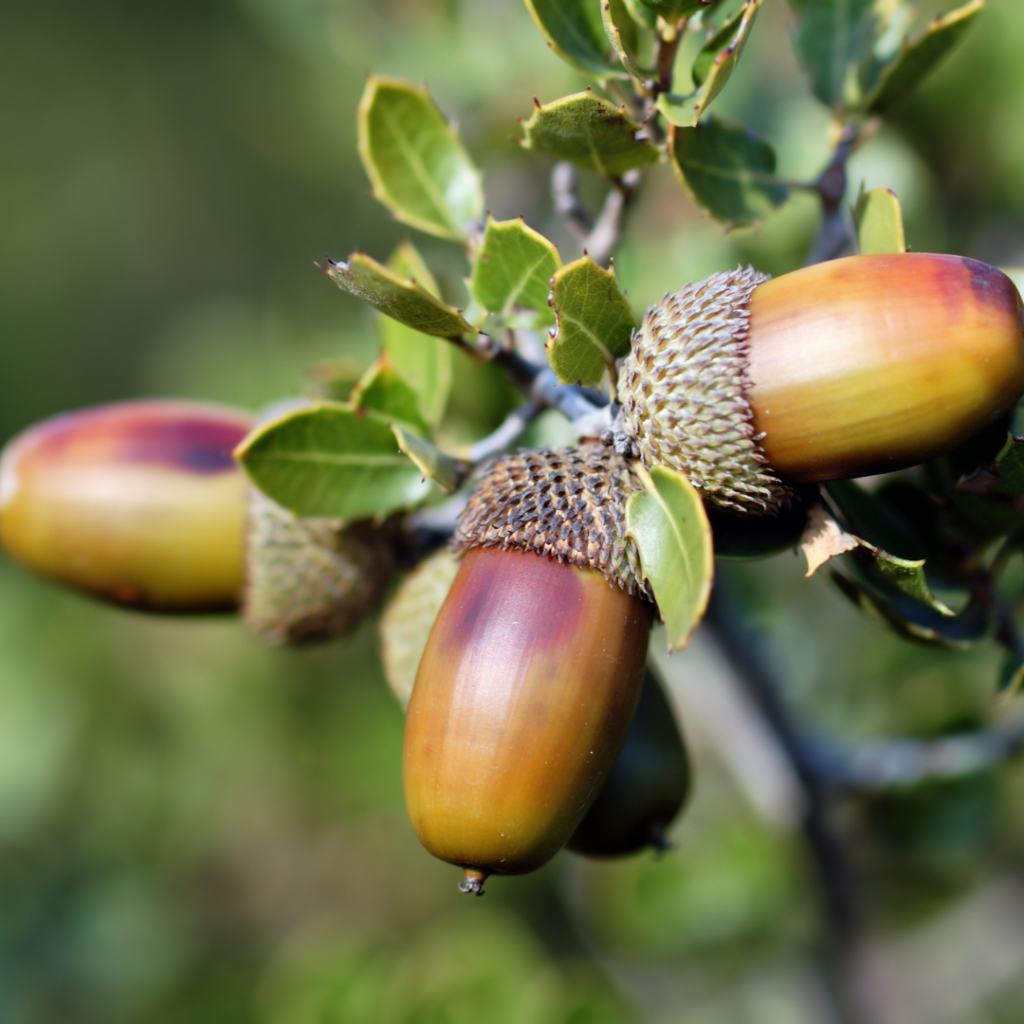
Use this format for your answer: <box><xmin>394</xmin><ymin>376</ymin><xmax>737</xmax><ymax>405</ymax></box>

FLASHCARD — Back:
<box><xmin>805</xmin><ymin>126</ymin><xmax>859</xmax><ymax>266</ymax></box>
<box><xmin>707</xmin><ymin>573</ymin><xmax>866</xmax><ymax>1024</ymax></box>
<box><xmin>482</xmin><ymin>342</ymin><xmax>607</xmax><ymax>422</ymax></box>
<box><xmin>461</xmin><ymin>401</ymin><xmax>542</xmax><ymax>465</ymax></box>
<box><xmin>585</xmin><ymin>170</ymin><xmax>643</xmax><ymax>269</ymax></box>
<box><xmin>552</xmin><ymin>162</ymin><xmax>594</xmax><ymax>241</ymax></box>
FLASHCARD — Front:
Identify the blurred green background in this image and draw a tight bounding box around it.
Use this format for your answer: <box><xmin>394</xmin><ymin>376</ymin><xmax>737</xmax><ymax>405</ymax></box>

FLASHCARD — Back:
<box><xmin>5</xmin><ymin>1</ymin><xmax>1024</xmax><ymax>1021</ymax></box>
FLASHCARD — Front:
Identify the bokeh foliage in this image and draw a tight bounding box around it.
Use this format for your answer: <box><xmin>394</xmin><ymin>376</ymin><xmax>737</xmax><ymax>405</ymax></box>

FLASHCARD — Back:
<box><xmin>6</xmin><ymin>0</ymin><xmax>1024</xmax><ymax>1021</ymax></box>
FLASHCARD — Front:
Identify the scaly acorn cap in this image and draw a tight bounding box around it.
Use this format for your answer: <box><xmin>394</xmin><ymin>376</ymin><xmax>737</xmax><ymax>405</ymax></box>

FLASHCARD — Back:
<box><xmin>615</xmin><ymin>266</ymin><xmax>794</xmax><ymax>514</ymax></box>
<box><xmin>452</xmin><ymin>444</ymin><xmax>651</xmax><ymax>601</ymax></box>
<box><xmin>243</xmin><ymin>487</ymin><xmax>394</xmax><ymax>645</ymax></box>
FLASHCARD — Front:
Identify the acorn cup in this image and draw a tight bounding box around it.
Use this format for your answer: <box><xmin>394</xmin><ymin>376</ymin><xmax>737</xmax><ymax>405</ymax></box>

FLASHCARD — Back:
<box><xmin>402</xmin><ymin>445</ymin><xmax>655</xmax><ymax>895</ymax></box>
<box><xmin>0</xmin><ymin>399</ymin><xmax>393</xmax><ymax>639</ymax></box>
<box><xmin>568</xmin><ymin>668</ymin><xmax>690</xmax><ymax>859</ymax></box>
<box><xmin>615</xmin><ymin>254</ymin><xmax>1024</xmax><ymax>514</ymax></box>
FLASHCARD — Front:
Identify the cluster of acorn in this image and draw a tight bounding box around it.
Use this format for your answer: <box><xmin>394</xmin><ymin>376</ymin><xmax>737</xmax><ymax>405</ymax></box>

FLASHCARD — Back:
<box><xmin>2</xmin><ymin>254</ymin><xmax>1022</xmax><ymax>893</ymax></box>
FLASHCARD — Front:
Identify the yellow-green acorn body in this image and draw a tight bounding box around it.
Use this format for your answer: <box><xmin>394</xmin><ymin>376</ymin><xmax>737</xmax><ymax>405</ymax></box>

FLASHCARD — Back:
<box><xmin>0</xmin><ymin>400</ymin><xmax>251</xmax><ymax>611</ymax></box>
<box><xmin>568</xmin><ymin>669</ymin><xmax>690</xmax><ymax>858</ymax></box>
<box><xmin>403</xmin><ymin>446</ymin><xmax>653</xmax><ymax>893</ymax></box>
<box><xmin>617</xmin><ymin>254</ymin><xmax>1024</xmax><ymax>513</ymax></box>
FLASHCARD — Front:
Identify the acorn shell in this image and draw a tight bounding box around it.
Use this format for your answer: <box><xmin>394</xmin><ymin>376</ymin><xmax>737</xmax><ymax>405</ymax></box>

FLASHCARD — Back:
<box><xmin>404</xmin><ymin>445</ymin><xmax>655</xmax><ymax>889</ymax></box>
<box><xmin>0</xmin><ymin>400</ymin><xmax>251</xmax><ymax>611</ymax></box>
<box><xmin>403</xmin><ymin>545</ymin><xmax>652</xmax><ymax>881</ymax></box>
<box><xmin>617</xmin><ymin>255</ymin><xmax>1024</xmax><ymax>513</ymax></box>
<box><xmin>747</xmin><ymin>254</ymin><xmax>1024</xmax><ymax>482</ymax></box>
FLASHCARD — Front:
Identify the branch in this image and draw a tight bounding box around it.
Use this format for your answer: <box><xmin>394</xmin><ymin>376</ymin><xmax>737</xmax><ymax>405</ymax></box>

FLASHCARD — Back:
<box><xmin>551</xmin><ymin>162</ymin><xmax>593</xmax><ymax>241</ymax></box>
<box><xmin>584</xmin><ymin>169</ymin><xmax>643</xmax><ymax>269</ymax></box>
<box><xmin>552</xmin><ymin>163</ymin><xmax>644</xmax><ymax>268</ymax></box>
<box><xmin>652</xmin><ymin>16</ymin><xmax>687</xmax><ymax>96</ymax></box>
<box><xmin>707</xmin><ymin>573</ymin><xmax>866</xmax><ymax>1024</ymax></box>
<box><xmin>460</xmin><ymin>401</ymin><xmax>541</xmax><ymax>465</ymax></box>
<box><xmin>804</xmin><ymin>711</ymin><xmax>1024</xmax><ymax>792</ymax></box>
<box><xmin>805</xmin><ymin>125</ymin><xmax>859</xmax><ymax>266</ymax></box>
<box><xmin>482</xmin><ymin>341</ymin><xmax>607</xmax><ymax>422</ymax></box>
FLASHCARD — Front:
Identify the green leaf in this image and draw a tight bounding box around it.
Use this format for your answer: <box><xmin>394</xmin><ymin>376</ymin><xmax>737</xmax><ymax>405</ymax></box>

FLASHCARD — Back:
<box><xmin>626</xmin><ymin>464</ymin><xmax>714</xmax><ymax>651</ymax></box>
<box><xmin>602</xmin><ymin>0</ymin><xmax>655</xmax><ymax>81</ymax></box>
<box><xmin>853</xmin><ymin>546</ymin><xmax>954</xmax><ymax>618</ymax></box>
<box><xmin>357</xmin><ymin>76</ymin><xmax>484</xmax><ymax>241</ymax></box>
<box><xmin>623</xmin><ymin>0</ymin><xmax>658</xmax><ymax>28</ymax></box>
<box><xmin>658</xmin><ymin>0</ymin><xmax>762</xmax><ymax>127</ymax></box>
<box><xmin>823</xmin><ymin>480</ymin><xmax>951</xmax><ymax>615</ymax></box>
<box><xmin>468</xmin><ymin>216</ymin><xmax>562</xmax><ymax>329</ymax></box>
<box><xmin>788</xmin><ymin>0</ymin><xmax>886</xmax><ymax>111</ymax></box>
<box><xmin>351</xmin><ymin>357</ymin><xmax>431</xmax><ymax>436</ymax></box>
<box><xmin>866</xmin><ymin>1</ymin><xmax>985</xmax><ymax>114</ymax></box>
<box><xmin>390</xmin><ymin>425</ymin><xmax>467</xmax><ymax>493</ymax></box>
<box><xmin>987</xmin><ymin>436</ymin><xmax>1024</xmax><ymax>497</ymax></box>
<box><xmin>325</xmin><ymin>251</ymin><xmax>476</xmax><ymax>339</ymax></box>
<box><xmin>948</xmin><ymin>455</ymin><xmax>1024</xmax><ymax>540</ymax></box>
<box><xmin>824</xmin><ymin>479</ymin><xmax>922</xmax><ymax>559</ymax></box>
<box><xmin>378</xmin><ymin>242</ymin><xmax>453</xmax><ymax>429</ymax></box>
<box><xmin>523</xmin><ymin>0</ymin><xmax>628</xmax><ymax>78</ymax></box>
<box><xmin>521</xmin><ymin>92</ymin><xmax>661</xmax><ymax>178</ymax></box>
<box><xmin>997</xmin><ymin>647</ymin><xmax>1024</xmax><ymax>696</ymax></box>
<box><xmin>235</xmin><ymin>403</ymin><xmax>431</xmax><ymax>523</ymax></box>
<box><xmin>954</xmin><ymin>435</ymin><xmax>1024</xmax><ymax>502</ymax></box>
<box><xmin>947</xmin><ymin>492</ymin><xmax>1024</xmax><ymax>542</ymax></box>
<box><xmin>854</xmin><ymin>186</ymin><xmax>906</xmax><ymax>254</ymax></box>
<box><xmin>831</xmin><ymin>571</ymin><xmax>989</xmax><ymax>649</ymax></box>
<box><xmin>547</xmin><ymin>254</ymin><xmax>636</xmax><ymax>386</ymax></box>
<box><xmin>637</xmin><ymin>0</ymin><xmax>712</xmax><ymax>19</ymax></box>
<box><xmin>669</xmin><ymin>117</ymin><xmax>788</xmax><ymax>227</ymax></box>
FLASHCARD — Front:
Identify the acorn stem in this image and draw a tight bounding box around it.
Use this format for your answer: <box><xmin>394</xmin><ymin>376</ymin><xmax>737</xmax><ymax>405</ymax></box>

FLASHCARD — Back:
<box><xmin>458</xmin><ymin>869</ymin><xmax>489</xmax><ymax>897</ymax></box>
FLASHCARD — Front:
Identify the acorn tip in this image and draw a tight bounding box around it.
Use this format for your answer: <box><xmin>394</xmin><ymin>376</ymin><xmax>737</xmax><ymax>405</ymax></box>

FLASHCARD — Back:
<box><xmin>459</xmin><ymin>868</ymin><xmax>489</xmax><ymax>896</ymax></box>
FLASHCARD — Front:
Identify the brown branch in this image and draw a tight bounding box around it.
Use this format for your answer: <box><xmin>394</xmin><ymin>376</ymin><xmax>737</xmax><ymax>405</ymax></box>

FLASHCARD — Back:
<box><xmin>551</xmin><ymin>162</ymin><xmax>593</xmax><ymax>241</ymax></box>
<box><xmin>708</xmin><ymin>572</ymin><xmax>868</xmax><ymax>1024</ymax></box>
<box><xmin>584</xmin><ymin>169</ymin><xmax>643</xmax><ymax>268</ymax></box>
<box><xmin>652</xmin><ymin>16</ymin><xmax>688</xmax><ymax>96</ymax></box>
<box><xmin>805</xmin><ymin>125</ymin><xmax>860</xmax><ymax>266</ymax></box>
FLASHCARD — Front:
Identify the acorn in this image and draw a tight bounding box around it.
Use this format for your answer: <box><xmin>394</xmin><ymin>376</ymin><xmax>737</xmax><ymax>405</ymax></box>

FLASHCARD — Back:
<box><xmin>403</xmin><ymin>445</ymin><xmax>655</xmax><ymax>894</ymax></box>
<box><xmin>0</xmin><ymin>399</ymin><xmax>395</xmax><ymax>632</ymax></box>
<box><xmin>568</xmin><ymin>668</ymin><xmax>690</xmax><ymax>859</ymax></box>
<box><xmin>242</xmin><ymin>486</ymin><xmax>395</xmax><ymax>645</ymax></box>
<box><xmin>615</xmin><ymin>254</ymin><xmax>1024</xmax><ymax>513</ymax></box>
<box><xmin>0</xmin><ymin>400</ymin><xmax>251</xmax><ymax>611</ymax></box>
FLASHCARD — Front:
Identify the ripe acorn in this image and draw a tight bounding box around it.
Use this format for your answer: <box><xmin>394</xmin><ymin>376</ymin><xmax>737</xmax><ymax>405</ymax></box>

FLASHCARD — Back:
<box><xmin>403</xmin><ymin>445</ymin><xmax>654</xmax><ymax>894</ymax></box>
<box><xmin>568</xmin><ymin>668</ymin><xmax>690</xmax><ymax>859</ymax></box>
<box><xmin>0</xmin><ymin>399</ymin><xmax>394</xmax><ymax>632</ymax></box>
<box><xmin>0</xmin><ymin>400</ymin><xmax>251</xmax><ymax>611</ymax></box>
<box><xmin>615</xmin><ymin>254</ymin><xmax>1024</xmax><ymax>513</ymax></box>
